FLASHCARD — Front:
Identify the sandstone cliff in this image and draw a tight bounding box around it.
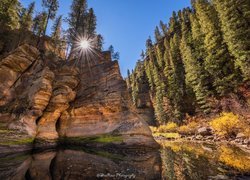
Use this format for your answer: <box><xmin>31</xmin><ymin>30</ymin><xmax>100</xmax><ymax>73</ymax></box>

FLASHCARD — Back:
<box><xmin>0</xmin><ymin>43</ymin><xmax>158</xmax><ymax>153</ymax></box>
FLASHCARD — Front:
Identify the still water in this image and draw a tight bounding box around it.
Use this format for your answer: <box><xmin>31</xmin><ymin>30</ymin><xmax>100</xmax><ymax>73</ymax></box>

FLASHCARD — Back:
<box><xmin>0</xmin><ymin>142</ymin><xmax>250</xmax><ymax>180</ymax></box>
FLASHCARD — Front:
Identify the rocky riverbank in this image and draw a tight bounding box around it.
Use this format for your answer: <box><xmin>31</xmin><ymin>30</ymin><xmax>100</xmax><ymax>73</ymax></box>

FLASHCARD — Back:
<box><xmin>154</xmin><ymin>126</ymin><xmax>250</xmax><ymax>150</ymax></box>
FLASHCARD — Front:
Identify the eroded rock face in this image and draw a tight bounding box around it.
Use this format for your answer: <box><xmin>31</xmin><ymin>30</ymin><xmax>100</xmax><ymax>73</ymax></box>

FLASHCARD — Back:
<box><xmin>0</xmin><ymin>44</ymin><xmax>158</xmax><ymax>152</ymax></box>
<box><xmin>58</xmin><ymin>52</ymin><xmax>158</xmax><ymax>148</ymax></box>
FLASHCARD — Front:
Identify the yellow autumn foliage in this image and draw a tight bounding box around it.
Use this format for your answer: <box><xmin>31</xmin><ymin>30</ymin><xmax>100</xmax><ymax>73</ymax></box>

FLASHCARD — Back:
<box><xmin>210</xmin><ymin>112</ymin><xmax>240</xmax><ymax>137</ymax></box>
<box><xmin>158</xmin><ymin>122</ymin><xmax>178</xmax><ymax>133</ymax></box>
<box><xmin>178</xmin><ymin>121</ymin><xmax>199</xmax><ymax>135</ymax></box>
<box><xmin>219</xmin><ymin>146</ymin><xmax>250</xmax><ymax>172</ymax></box>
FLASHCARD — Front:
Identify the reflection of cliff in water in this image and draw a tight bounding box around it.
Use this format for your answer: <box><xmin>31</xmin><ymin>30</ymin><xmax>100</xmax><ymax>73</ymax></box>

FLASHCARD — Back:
<box><xmin>0</xmin><ymin>148</ymin><xmax>162</xmax><ymax>180</ymax></box>
<box><xmin>1</xmin><ymin>143</ymin><xmax>250</xmax><ymax>179</ymax></box>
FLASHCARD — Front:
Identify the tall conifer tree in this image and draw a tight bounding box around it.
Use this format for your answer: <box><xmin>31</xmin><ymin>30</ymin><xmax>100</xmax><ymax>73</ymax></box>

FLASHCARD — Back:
<box><xmin>0</xmin><ymin>0</ymin><xmax>21</xmax><ymax>29</ymax></box>
<box><xmin>213</xmin><ymin>0</ymin><xmax>250</xmax><ymax>81</ymax></box>
<box><xmin>85</xmin><ymin>8</ymin><xmax>96</xmax><ymax>38</ymax></box>
<box><xmin>33</xmin><ymin>12</ymin><xmax>48</xmax><ymax>37</ymax></box>
<box><xmin>51</xmin><ymin>15</ymin><xmax>62</xmax><ymax>41</ymax></box>
<box><xmin>194</xmin><ymin>0</ymin><xmax>237</xmax><ymax>95</ymax></box>
<box><xmin>180</xmin><ymin>8</ymin><xmax>211</xmax><ymax>113</ymax></box>
<box><xmin>20</xmin><ymin>2</ymin><xmax>35</xmax><ymax>31</ymax></box>
<box><xmin>42</xmin><ymin>0</ymin><xmax>59</xmax><ymax>35</ymax></box>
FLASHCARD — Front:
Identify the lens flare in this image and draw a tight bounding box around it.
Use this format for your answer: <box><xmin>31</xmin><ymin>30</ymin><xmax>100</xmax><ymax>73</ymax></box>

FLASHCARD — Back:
<box><xmin>80</xmin><ymin>40</ymin><xmax>90</xmax><ymax>49</ymax></box>
<box><xmin>68</xmin><ymin>34</ymin><xmax>104</xmax><ymax>74</ymax></box>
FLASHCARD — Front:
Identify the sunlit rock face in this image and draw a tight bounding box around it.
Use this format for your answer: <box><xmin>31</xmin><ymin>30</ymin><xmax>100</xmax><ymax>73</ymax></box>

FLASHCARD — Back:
<box><xmin>0</xmin><ymin>43</ymin><xmax>158</xmax><ymax>152</ymax></box>
<box><xmin>58</xmin><ymin>52</ymin><xmax>158</xmax><ymax>148</ymax></box>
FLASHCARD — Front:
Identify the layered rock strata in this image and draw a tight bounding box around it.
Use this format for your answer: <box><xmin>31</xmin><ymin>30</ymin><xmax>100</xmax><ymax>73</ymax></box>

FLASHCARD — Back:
<box><xmin>0</xmin><ymin>44</ymin><xmax>158</xmax><ymax>153</ymax></box>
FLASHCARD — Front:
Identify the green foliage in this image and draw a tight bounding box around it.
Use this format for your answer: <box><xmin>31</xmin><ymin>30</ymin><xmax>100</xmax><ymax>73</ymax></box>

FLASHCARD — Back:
<box><xmin>0</xmin><ymin>0</ymin><xmax>21</xmax><ymax>29</ymax></box>
<box><xmin>160</xmin><ymin>20</ymin><xmax>168</xmax><ymax>35</ymax></box>
<box><xmin>154</xmin><ymin>26</ymin><xmax>162</xmax><ymax>42</ymax></box>
<box><xmin>85</xmin><ymin>8</ymin><xmax>97</xmax><ymax>38</ymax></box>
<box><xmin>194</xmin><ymin>0</ymin><xmax>238</xmax><ymax>95</ymax></box>
<box><xmin>95</xmin><ymin>34</ymin><xmax>104</xmax><ymax>50</ymax></box>
<box><xmin>20</xmin><ymin>2</ymin><xmax>35</xmax><ymax>31</ymax></box>
<box><xmin>129</xmin><ymin>0</ymin><xmax>249</xmax><ymax>126</ymax></box>
<box><xmin>180</xmin><ymin>8</ymin><xmax>211</xmax><ymax>113</ymax></box>
<box><xmin>42</xmin><ymin>0</ymin><xmax>59</xmax><ymax>35</ymax></box>
<box><xmin>108</xmin><ymin>45</ymin><xmax>120</xmax><ymax>60</ymax></box>
<box><xmin>155</xmin><ymin>42</ymin><xmax>165</xmax><ymax>68</ymax></box>
<box><xmin>51</xmin><ymin>15</ymin><xmax>62</xmax><ymax>41</ymax></box>
<box><xmin>33</xmin><ymin>11</ymin><xmax>48</xmax><ymax>37</ymax></box>
<box><xmin>67</xmin><ymin>0</ymin><xmax>88</xmax><ymax>46</ymax></box>
<box><xmin>213</xmin><ymin>0</ymin><xmax>250</xmax><ymax>81</ymax></box>
<box><xmin>127</xmin><ymin>69</ymin><xmax>131</xmax><ymax>87</ymax></box>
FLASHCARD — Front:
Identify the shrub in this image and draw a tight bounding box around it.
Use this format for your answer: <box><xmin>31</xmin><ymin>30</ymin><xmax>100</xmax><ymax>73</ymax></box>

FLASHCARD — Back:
<box><xmin>154</xmin><ymin>132</ymin><xmax>180</xmax><ymax>139</ymax></box>
<box><xmin>149</xmin><ymin>126</ymin><xmax>157</xmax><ymax>133</ymax></box>
<box><xmin>158</xmin><ymin>122</ymin><xmax>178</xmax><ymax>133</ymax></box>
<box><xmin>210</xmin><ymin>112</ymin><xmax>240</xmax><ymax>137</ymax></box>
<box><xmin>178</xmin><ymin>121</ymin><xmax>199</xmax><ymax>135</ymax></box>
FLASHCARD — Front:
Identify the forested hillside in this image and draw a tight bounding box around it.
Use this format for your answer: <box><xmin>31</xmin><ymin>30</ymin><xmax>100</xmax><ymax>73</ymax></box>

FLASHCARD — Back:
<box><xmin>127</xmin><ymin>0</ymin><xmax>250</xmax><ymax>125</ymax></box>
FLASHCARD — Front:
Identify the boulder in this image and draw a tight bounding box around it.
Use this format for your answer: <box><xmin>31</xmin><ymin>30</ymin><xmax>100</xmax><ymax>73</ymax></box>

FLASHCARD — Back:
<box><xmin>236</xmin><ymin>133</ymin><xmax>246</xmax><ymax>139</ymax></box>
<box><xmin>195</xmin><ymin>135</ymin><xmax>203</xmax><ymax>140</ymax></box>
<box><xmin>197</xmin><ymin>127</ymin><xmax>212</xmax><ymax>136</ymax></box>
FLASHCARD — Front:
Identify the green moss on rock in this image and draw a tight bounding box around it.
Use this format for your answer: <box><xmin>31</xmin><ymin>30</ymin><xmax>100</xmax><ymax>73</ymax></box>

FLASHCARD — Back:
<box><xmin>61</xmin><ymin>134</ymin><xmax>123</xmax><ymax>144</ymax></box>
<box><xmin>0</xmin><ymin>137</ymin><xmax>34</xmax><ymax>146</ymax></box>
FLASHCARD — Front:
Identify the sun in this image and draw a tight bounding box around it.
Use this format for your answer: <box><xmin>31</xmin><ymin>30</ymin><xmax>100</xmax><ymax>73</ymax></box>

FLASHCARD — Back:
<box><xmin>80</xmin><ymin>40</ymin><xmax>90</xmax><ymax>49</ymax></box>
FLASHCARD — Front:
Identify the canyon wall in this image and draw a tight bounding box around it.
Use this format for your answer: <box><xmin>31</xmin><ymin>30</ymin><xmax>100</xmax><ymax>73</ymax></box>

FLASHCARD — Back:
<box><xmin>0</xmin><ymin>42</ymin><xmax>158</xmax><ymax>153</ymax></box>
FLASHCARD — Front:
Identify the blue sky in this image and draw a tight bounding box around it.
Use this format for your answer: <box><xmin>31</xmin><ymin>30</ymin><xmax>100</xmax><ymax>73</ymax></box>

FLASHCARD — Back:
<box><xmin>20</xmin><ymin>0</ymin><xmax>191</xmax><ymax>77</ymax></box>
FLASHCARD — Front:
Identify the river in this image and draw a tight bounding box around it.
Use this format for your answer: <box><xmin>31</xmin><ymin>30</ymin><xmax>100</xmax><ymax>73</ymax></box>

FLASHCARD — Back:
<box><xmin>0</xmin><ymin>142</ymin><xmax>250</xmax><ymax>179</ymax></box>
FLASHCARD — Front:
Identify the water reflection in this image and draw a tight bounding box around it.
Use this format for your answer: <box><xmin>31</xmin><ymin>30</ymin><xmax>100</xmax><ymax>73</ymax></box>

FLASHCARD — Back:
<box><xmin>0</xmin><ymin>143</ymin><xmax>250</xmax><ymax>179</ymax></box>
<box><xmin>161</xmin><ymin>142</ymin><xmax>250</xmax><ymax>179</ymax></box>
<box><xmin>0</xmin><ymin>148</ymin><xmax>162</xmax><ymax>180</ymax></box>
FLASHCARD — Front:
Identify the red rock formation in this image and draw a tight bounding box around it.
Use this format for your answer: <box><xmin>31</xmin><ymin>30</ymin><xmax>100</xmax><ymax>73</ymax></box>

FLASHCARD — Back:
<box><xmin>0</xmin><ymin>44</ymin><xmax>158</xmax><ymax>153</ymax></box>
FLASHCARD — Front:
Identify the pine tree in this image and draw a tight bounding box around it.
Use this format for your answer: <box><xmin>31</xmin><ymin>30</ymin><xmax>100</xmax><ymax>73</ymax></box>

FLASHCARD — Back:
<box><xmin>154</xmin><ymin>26</ymin><xmax>162</xmax><ymax>42</ymax></box>
<box><xmin>109</xmin><ymin>45</ymin><xmax>120</xmax><ymax>60</ymax></box>
<box><xmin>131</xmin><ymin>69</ymin><xmax>139</xmax><ymax>106</ymax></box>
<box><xmin>152</xmin><ymin>64</ymin><xmax>166</xmax><ymax>123</ymax></box>
<box><xmin>67</xmin><ymin>0</ymin><xmax>88</xmax><ymax>43</ymax></box>
<box><xmin>95</xmin><ymin>34</ymin><xmax>103</xmax><ymax>51</ymax></box>
<box><xmin>169</xmin><ymin>34</ymin><xmax>186</xmax><ymax>122</ymax></box>
<box><xmin>160</xmin><ymin>20</ymin><xmax>168</xmax><ymax>35</ymax></box>
<box><xmin>146</xmin><ymin>36</ymin><xmax>153</xmax><ymax>50</ymax></box>
<box><xmin>155</xmin><ymin>41</ymin><xmax>165</xmax><ymax>68</ymax></box>
<box><xmin>33</xmin><ymin>12</ymin><xmax>48</xmax><ymax>37</ymax></box>
<box><xmin>67</xmin><ymin>0</ymin><xmax>88</xmax><ymax>59</ymax></box>
<box><xmin>168</xmin><ymin>11</ymin><xmax>181</xmax><ymax>36</ymax></box>
<box><xmin>51</xmin><ymin>15</ymin><xmax>62</xmax><ymax>41</ymax></box>
<box><xmin>180</xmin><ymin>8</ymin><xmax>211</xmax><ymax>113</ymax></box>
<box><xmin>85</xmin><ymin>8</ymin><xmax>96</xmax><ymax>38</ymax></box>
<box><xmin>213</xmin><ymin>0</ymin><xmax>250</xmax><ymax>81</ymax></box>
<box><xmin>0</xmin><ymin>0</ymin><xmax>21</xmax><ymax>29</ymax></box>
<box><xmin>127</xmin><ymin>69</ymin><xmax>131</xmax><ymax>87</ymax></box>
<box><xmin>42</xmin><ymin>0</ymin><xmax>59</xmax><ymax>35</ymax></box>
<box><xmin>144</xmin><ymin>58</ymin><xmax>154</xmax><ymax>90</ymax></box>
<box><xmin>20</xmin><ymin>2</ymin><xmax>35</xmax><ymax>31</ymax></box>
<box><xmin>163</xmin><ymin>37</ymin><xmax>180</xmax><ymax>122</ymax></box>
<box><xmin>140</xmin><ymin>50</ymin><xmax>145</xmax><ymax>59</ymax></box>
<box><xmin>194</xmin><ymin>0</ymin><xmax>237</xmax><ymax>95</ymax></box>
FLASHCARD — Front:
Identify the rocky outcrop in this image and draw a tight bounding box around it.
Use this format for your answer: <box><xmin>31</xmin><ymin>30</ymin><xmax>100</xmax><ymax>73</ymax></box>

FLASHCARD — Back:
<box><xmin>36</xmin><ymin>66</ymin><xmax>79</xmax><ymax>142</ymax></box>
<box><xmin>0</xmin><ymin>44</ymin><xmax>158</xmax><ymax>153</ymax></box>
